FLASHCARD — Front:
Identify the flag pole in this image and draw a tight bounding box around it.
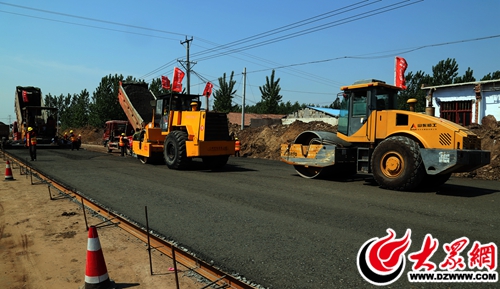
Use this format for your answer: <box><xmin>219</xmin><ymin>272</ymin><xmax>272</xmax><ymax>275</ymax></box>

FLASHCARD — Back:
<box><xmin>394</xmin><ymin>57</ymin><xmax>397</xmax><ymax>87</ymax></box>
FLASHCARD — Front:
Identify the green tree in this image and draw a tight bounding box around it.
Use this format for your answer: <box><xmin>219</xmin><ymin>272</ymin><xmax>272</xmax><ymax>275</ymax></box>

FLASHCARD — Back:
<box><xmin>431</xmin><ymin>58</ymin><xmax>459</xmax><ymax>85</ymax></box>
<box><xmin>397</xmin><ymin>70</ymin><xmax>431</xmax><ymax>112</ymax></box>
<box><xmin>89</xmin><ymin>74</ymin><xmax>126</xmax><ymax>127</ymax></box>
<box><xmin>454</xmin><ymin>67</ymin><xmax>475</xmax><ymax>83</ymax></box>
<box><xmin>71</xmin><ymin>89</ymin><xmax>90</xmax><ymax>127</ymax></box>
<box><xmin>244</xmin><ymin>102</ymin><xmax>265</xmax><ymax>114</ymax></box>
<box><xmin>481</xmin><ymin>70</ymin><xmax>500</xmax><ymax>81</ymax></box>
<box><xmin>329</xmin><ymin>97</ymin><xmax>341</xmax><ymax>109</ymax></box>
<box><xmin>213</xmin><ymin>71</ymin><xmax>237</xmax><ymax>113</ymax></box>
<box><xmin>58</xmin><ymin>93</ymin><xmax>73</xmax><ymax>130</ymax></box>
<box><xmin>259</xmin><ymin>70</ymin><xmax>282</xmax><ymax>114</ymax></box>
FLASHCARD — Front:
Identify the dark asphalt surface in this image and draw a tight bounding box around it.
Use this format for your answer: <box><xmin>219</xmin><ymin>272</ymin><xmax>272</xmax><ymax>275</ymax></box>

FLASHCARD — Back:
<box><xmin>5</xmin><ymin>147</ymin><xmax>500</xmax><ymax>289</ymax></box>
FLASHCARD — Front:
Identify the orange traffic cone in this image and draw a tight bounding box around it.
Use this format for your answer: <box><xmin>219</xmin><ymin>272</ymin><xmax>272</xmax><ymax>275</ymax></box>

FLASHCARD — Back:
<box><xmin>4</xmin><ymin>160</ymin><xmax>14</xmax><ymax>181</ymax></box>
<box><xmin>83</xmin><ymin>226</ymin><xmax>114</xmax><ymax>289</ymax></box>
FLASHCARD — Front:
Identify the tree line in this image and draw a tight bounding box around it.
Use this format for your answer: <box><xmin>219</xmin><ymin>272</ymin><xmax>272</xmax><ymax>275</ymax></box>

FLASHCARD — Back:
<box><xmin>44</xmin><ymin>58</ymin><xmax>499</xmax><ymax>130</ymax></box>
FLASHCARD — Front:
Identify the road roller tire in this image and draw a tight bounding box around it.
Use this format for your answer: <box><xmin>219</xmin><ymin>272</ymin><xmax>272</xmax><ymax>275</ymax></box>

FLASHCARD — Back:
<box><xmin>371</xmin><ymin>136</ymin><xmax>425</xmax><ymax>191</ymax></box>
<box><xmin>203</xmin><ymin>155</ymin><xmax>229</xmax><ymax>170</ymax></box>
<box><xmin>294</xmin><ymin>165</ymin><xmax>325</xmax><ymax>179</ymax></box>
<box><xmin>419</xmin><ymin>173</ymin><xmax>452</xmax><ymax>189</ymax></box>
<box><xmin>164</xmin><ymin>131</ymin><xmax>189</xmax><ymax>169</ymax></box>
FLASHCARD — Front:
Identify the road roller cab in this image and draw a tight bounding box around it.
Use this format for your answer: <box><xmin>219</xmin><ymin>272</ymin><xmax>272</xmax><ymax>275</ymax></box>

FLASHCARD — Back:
<box><xmin>280</xmin><ymin>79</ymin><xmax>490</xmax><ymax>191</ymax></box>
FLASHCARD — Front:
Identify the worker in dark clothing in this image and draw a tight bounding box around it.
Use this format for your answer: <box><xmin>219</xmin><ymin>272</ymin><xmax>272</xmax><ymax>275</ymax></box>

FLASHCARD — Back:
<box><xmin>69</xmin><ymin>130</ymin><xmax>79</xmax><ymax>150</ymax></box>
<box><xmin>25</xmin><ymin>127</ymin><xmax>37</xmax><ymax>161</ymax></box>
<box><xmin>119</xmin><ymin>133</ymin><xmax>128</xmax><ymax>157</ymax></box>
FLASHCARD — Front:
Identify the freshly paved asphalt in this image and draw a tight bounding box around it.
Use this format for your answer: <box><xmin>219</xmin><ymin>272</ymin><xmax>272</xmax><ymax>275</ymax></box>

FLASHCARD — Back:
<box><xmin>5</xmin><ymin>147</ymin><xmax>500</xmax><ymax>288</ymax></box>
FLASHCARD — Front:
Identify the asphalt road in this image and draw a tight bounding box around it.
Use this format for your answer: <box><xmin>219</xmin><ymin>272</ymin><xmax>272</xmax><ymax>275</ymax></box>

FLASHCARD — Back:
<box><xmin>5</xmin><ymin>147</ymin><xmax>500</xmax><ymax>289</ymax></box>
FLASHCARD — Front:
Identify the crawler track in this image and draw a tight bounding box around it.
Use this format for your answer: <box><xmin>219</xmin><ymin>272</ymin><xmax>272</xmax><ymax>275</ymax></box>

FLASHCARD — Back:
<box><xmin>2</xmin><ymin>150</ymin><xmax>257</xmax><ymax>289</ymax></box>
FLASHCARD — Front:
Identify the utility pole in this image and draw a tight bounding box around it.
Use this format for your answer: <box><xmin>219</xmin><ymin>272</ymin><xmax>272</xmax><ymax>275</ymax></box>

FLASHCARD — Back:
<box><xmin>180</xmin><ymin>36</ymin><xmax>195</xmax><ymax>94</ymax></box>
<box><xmin>241</xmin><ymin>67</ymin><xmax>246</xmax><ymax>131</ymax></box>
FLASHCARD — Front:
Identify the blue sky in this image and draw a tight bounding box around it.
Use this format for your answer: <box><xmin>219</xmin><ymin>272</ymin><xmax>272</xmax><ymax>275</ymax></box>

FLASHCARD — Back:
<box><xmin>1</xmin><ymin>0</ymin><xmax>499</xmax><ymax>123</ymax></box>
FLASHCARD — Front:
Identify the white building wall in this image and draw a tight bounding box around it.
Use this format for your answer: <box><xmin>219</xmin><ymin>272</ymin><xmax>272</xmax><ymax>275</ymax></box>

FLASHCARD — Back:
<box><xmin>432</xmin><ymin>85</ymin><xmax>479</xmax><ymax>123</ymax></box>
<box><xmin>482</xmin><ymin>83</ymin><xmax>500</xmax><ymax>120</ymax></box>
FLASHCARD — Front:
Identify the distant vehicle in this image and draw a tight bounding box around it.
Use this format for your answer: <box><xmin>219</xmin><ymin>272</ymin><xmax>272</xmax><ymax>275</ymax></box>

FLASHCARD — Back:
<box><xmin>14</xmin><ymin>86</ymin><xmax>58</xmax><ymax>145</ymax></box>
<box><xmin>103</xmin><ymin>120</ymin><xmax>134</xmax><ymax>153</ymax></box>
<box><xmin>0</xmin><ymin>121</ymin><xmax>9</xmax><ymax>148</ymax></box>
<box><xmin>281</xmin><ymin>79</ymin><xmax>491</xmax><ymax>191</ymax></box>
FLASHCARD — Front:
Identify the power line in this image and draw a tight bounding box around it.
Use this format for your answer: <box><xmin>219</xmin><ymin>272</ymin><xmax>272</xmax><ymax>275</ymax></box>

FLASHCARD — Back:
<box><xmin>189</xmin><ymin>0</ymin><xmax>375</xmax><ymax>59</ymax></box>
<box><xmin>0</xmin><ymin>9</ymin><xmax>179</xmax><ymax>41</ymax></box>
<box><xmin>141</xmin><ymin>1</ymin><xmax>422</xmax><ymax>86</ymax></box>
<box><xmin>0</xmin><ymin>1</ymin><xmax>420</xmax><ymax>91</ymax></box>
<box><xmin>192</xmin><ymin>0</ymin><xmax>422</xmax><ymax>63</ymax></box>
<box><xmin>0</xmin><ymin>1</ymin><xmax>186</xmax><ymax>37</ymax></box>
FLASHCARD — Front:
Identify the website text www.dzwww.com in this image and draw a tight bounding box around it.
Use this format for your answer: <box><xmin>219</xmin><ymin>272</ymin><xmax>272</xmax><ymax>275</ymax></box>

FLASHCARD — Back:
<box><xmin>408</xmin><ymin>271</ymin><xmax>498</xmax><ymax>282</ymax></box>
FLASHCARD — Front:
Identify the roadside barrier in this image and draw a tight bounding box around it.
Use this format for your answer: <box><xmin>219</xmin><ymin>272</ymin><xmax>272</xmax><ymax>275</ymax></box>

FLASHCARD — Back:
<box><xmin>4</xmin><ymin>160</ymin><xmax>14</xmax><ymax>180</ymax></box>
<box><xmin>83</xmin><ymin>226</ymin><xmax>115</xmax><ymax>289</ymax></box>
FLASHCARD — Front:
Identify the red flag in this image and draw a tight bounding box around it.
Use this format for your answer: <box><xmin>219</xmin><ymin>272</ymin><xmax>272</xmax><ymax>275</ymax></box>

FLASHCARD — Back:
<box><xmin>22</xmin><ymin>90</ymin><xmax>29</xmax><ymax>102</ymax></box>
<box><xmin>161</xmin><ymin>76</ymin><xmax>170</xmax><ymax>90</ymax></box>
<box><xmin>172</xmin><ymin>67</ymin><xmax>185</xmax><ymax>93</ymax></box>
<box><xmin>395</xmin><ymin>56</ymin><xmax>408</xmax><ymax>89</ymax></box>
<box><xmin>203</xmin><ymin>82</ymin><xmax>213</xmax><ymax>97</ymax></box>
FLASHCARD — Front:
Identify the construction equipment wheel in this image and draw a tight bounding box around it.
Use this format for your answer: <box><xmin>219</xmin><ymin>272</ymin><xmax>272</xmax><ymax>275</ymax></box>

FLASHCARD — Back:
<box><xmin>294</xmin><ymin>165</ymin><xmax>325</xmax><ymax>179</ymax></box>
<box><xmin>164</xmin><ymin>131</ymin><xmax>189</xmax><ymax>169</ymax></box>
<box><xmin>139</xmin><ymin>156</ymin><xmax>149</xmax><ymax>164</ymax></box>
<box><xmin>420</xmin><ymin>173</ymin><xmax>452</xmax><ymax>189</ymax></box>
<box><xmin>294</xmin><ymin>163</ymin><xmax>356</xmax><ymax>179</ymax></box>
<box><xmin>371</xmin><ymin>136</ymin><xmax>425</xmax><ymax>191</ymax></box>
<box><xmin>203</xmin><ymin>155</ymin><xmax>229</xmax><ymax>170</ymax></box>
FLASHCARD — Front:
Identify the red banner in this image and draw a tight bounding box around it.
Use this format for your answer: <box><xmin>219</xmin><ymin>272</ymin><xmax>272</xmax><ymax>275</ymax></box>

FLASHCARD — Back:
<box><xmin>22</xmin><ymin>90</ymin><xmax>29</xmax><ymax>102</ymax></box>
<box><xmin>395</xmin><ymin>56</ymin><xmax>408</xmax><ymax>89</ymax></box>
<box><xmin>203</xmin><ymin>82</ymin><xmax>213</xmax><ymax>97</ymax></box>
<box><xmin>172</xmin><ymin>67</ymin><xmax>185</xmax><ymax>93</ymax></box>
<box><xmin>161</xmin><ymin>76</ymin><xmax>170</xmax><ymax>90</ymax></box>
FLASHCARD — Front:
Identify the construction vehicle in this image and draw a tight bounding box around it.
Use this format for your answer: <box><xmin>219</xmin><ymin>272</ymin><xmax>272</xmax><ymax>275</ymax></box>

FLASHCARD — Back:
<box><xmin>0</xmin><ymin>122</ymin><xmax>9</xmax><ymax>148</ymax></box>
<box><xmin>280</xmin><ymin>79</ymin><xmax>491</xmax><ymax>191</ymax></box>
<box><xmin>102</xmin><ymin>120</ymin><xmax>135</xmax><ymax>153</ymax></box>
<box><xmin>118</xmin><ymin>81</ymin><xmax>234</xmax><ymax>169</ymax></box>
<box><xmin>13</xmin><ymin>86</ymin><xmax>58</xmax><ymax>145</ymax></box>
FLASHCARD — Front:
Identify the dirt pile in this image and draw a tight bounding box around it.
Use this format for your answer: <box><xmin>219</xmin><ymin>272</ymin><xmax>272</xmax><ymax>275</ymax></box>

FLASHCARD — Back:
<box><xmin>230</xmin><ymin>121</ymin><xmax>337</xmax><ymax>159</ymax></box>
<box><xmin>73</xmin><ymin>126</ymin><xmax>103</xmax><ymax>145</ymax></box>
<box><xmin>455</xmin><ymin>115</ymin><xmax>500</xmax><ymax>180</ymax></box>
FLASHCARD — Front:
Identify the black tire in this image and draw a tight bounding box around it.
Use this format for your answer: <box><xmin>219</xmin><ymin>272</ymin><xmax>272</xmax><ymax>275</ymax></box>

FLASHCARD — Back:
<box><xmin>203</xmin><ymin>155</ymin><xmax>229</xmax><ymax>170</ymax></box>
<box><xmin>139</xmin><ymin>156</ymin><xmax>149</xmax><ymax>164</ymax></box>
<box><xmin>294</xmin><ymin>165</ymin><xmax>325</xmax><ymax>179</ymax></box>
<box><xmin>371</xmin><ymin>136</ymin><xmax>425</xmax><ymax>191</ymax></box>
<box><xmin>420</xmin><ymin>173</ymin><xmax>452</xmax><ymax>189</ymax></box>
<box><xmin>164</xmin><ymin>131</ymin><xmax>189</xmax><ymax>169</ymax></box>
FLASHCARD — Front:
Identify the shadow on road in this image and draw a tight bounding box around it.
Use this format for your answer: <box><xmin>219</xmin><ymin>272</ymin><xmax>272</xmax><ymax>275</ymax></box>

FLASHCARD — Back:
<box><xmin>434</xmin><ymin>183</ymin><xmax>499</xmax><ymax>197</ymax></box>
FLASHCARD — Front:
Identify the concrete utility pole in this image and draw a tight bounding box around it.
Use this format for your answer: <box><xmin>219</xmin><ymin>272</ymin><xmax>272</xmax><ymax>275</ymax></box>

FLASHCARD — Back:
<box><xmin>180</xmin><ymin>37</ymin><xmax>195</xmax><ymax>94</ymax></box>
<box><xmin>241</xmin><ymin>67</ymin><xmax>246</xmax><ymax>130</ymax></box>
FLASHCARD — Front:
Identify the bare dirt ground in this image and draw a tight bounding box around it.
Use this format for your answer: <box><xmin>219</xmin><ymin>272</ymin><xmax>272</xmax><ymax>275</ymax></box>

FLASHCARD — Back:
<box><xmin>0</xmin><ymin>162</ymin><xmax>203</xmax><ymax>289</ymax></box>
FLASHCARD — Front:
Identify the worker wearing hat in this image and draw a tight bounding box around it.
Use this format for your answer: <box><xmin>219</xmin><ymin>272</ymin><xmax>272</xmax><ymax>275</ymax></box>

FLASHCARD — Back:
<box><xmin>234</xmin><ymin>137</ymin><xmax>241</xmax><ymax>157</ymax></box>
<box><xmin>119</xmin><ymin>132</ymin><xmax>129</xmax><ymax>157</ymax></box>
<box><xmin>68</xmin><ymin>130</ymin><xmax>78</xmax><ymax>150</ymax></box>
<box><xmin>26</xmin><ymin>127</ymin><xmax>37</xmax><ymax>161</ymax></box>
